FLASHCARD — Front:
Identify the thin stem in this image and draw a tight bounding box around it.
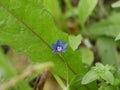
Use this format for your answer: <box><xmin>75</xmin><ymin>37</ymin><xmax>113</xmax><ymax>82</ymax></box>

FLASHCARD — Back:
<box><xmin>53</xmin><ymin>74</ymin><xmax>66</xmax><ymax>90</ymax></box>
<box><xmin>58</xmin><ymin>53</ymin><xmax>76</xmax><ymax>74</ymax></box>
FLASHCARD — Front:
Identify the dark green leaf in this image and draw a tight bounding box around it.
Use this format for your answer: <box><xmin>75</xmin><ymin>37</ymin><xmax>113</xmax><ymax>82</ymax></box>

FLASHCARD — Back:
<box><xmin>69</xmin><ymin>74</ymin><xmax>97</xmax><ymax>90</ymax></box>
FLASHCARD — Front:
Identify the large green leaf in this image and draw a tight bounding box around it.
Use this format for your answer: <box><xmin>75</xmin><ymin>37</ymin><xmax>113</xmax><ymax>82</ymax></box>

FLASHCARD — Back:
<box><xmin>78</xmin><ymin>0</ymin><xmax>98</xmax><ymax>27</ymax></box>
<box><xmin>96</xmin><ymin>37</ymin><xmax>119</xmax><ymax>65</ymax></box>
<box><xmin>88</xmin><ymin>13</ymin><xmax>120</xmax><ymax>39</ymax></box>
<box><xmin>0</xmin><ymin>0</ymin><xmax>85</xmax><ymax>82</ymax></box>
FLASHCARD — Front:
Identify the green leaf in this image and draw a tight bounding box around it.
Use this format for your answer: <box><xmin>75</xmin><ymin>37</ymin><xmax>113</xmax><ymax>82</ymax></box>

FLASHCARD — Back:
<box><xmin>105</xmin><ymin>86</ymin><xmax>116</xmax><ymax>90</ymax></box>
<box><xmin>81</xmin><ymin>70</ymin><xmax>98</xmax><ymax>84</ymax></box>
<box><xmin>68</xmin><ymin>34</ymin><xmax>82</xmax><ymax>51</ymax></box>
<box><xmin>43</xmin><ymin>0</ymin><xmax>62</xmax><ymax>21</ymax></box>
<box><xmin>115</xmin><ymin>33</ymin><xmax>120</xmax><ymax>41</ymax></box>
<box><xmin>0</xmin><ymin>0</ymin><xmax>85</xmax><ymax>82</ymax></box>
<box><xmin>43</xmin><ymin>0</ymin><xmax>68</xmax><ymax>31</ymax></box>
<box><xmin>88</xmin><ymin>13</ymin><xmax>120</xmax><ymax>39</ymax></box>
<box><xmin>112</xmin><ymin>1</ymin><xmax>120</xmax><ymax>8</ymax></box>
<box><xmin>100</xmin><ymin>71</ymin><xmax>114</xmax><ymax>85</ymax></box>
<box><xmin>78</xmin><ymin>0</ymin><xmax>98</xmax><ymax>27</ymax></box>
<box><xmin>96</xmin><ymin>37</ymin><xmax>119</xmax><ymax>64</ymax></box>
<box><xmin>69</xmin><ymin>74</ymin><xmax>97</xmax><ymax>90</ymax></box>
<box><xmin>80</xmin><ymin>48</ymin><xmax>94</xmax><ymax>66</ymax></box>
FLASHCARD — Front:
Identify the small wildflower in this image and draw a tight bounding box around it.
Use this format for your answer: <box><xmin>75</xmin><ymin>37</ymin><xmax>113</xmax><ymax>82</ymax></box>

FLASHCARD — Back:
<box><xmin>52</xmin><ymin>40</ymin><xmax>68</xmax><ymax>54</ymax></box>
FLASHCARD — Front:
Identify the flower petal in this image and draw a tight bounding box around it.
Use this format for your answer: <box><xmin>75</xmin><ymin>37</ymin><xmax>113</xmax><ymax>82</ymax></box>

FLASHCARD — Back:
<box><xmin>54</xmin><ymin>50</ymin><xmax>58</xmax><ymax>54</ymax></box>
<box><xmin>62</xmin><ymin>49</ymin><xmax>66</xmax><ymax>52</ymax></box>
<box><xmin>52</xmin><ymin>44</ymin><xmax>57</xmax><ymax>49</ymax></box>
<box><xmin>62</xmin><ymin>43</ymin><xmax>68</xmax><ymax>48</ymax></box>
<box><xmin>57</xmin><ymin>40</ymin><xmax>62</xmax><ymax>45</ymax></box>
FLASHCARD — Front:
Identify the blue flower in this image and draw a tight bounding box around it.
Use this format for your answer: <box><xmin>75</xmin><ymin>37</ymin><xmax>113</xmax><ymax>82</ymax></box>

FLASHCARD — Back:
<box><xmin>52</xmin><ymin>40</ymin><xmax>68</xmax><ymax>54</ymax></box>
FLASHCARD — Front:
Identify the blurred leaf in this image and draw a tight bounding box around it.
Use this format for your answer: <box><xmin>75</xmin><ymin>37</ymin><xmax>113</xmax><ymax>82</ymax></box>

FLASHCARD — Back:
<box><xmin>69</xmin><ymin>74</ymin><xmax>97</xmax><ymax>90</ymax></box>
<box><xmin>6</xmin><ymin>48</ymin><xmax>30</xmax><ymax>73</ymax></box>
<box><xmin>43</xmin><ymin>0</ymin><xmax>68</xmax><ymax>31</ymax></box>
<box><xmin>0</xmin><ymin>48</ymin><xmax>31</xmax><ymax>90</ymax></box>
<box><xmin>112</xmin><ymin>1</ymin><xmax>120</xmax><ymax>8</ymax></box>
<box><xmin>81</xmin><ymin>70</ymin><xmax>98</xmax><ymax>84</ymax></box>
<box><xmin>113</xmin><ymin>78</ymin><xmax>120</xmax><ymax>86</ymax></box>
<box><xmin>69</xmin><ymin>74</ymin><xmax>83</xmax><ymax>89</ymax></box>
<box><xmin>100</xmin><ymin>71</ymin><xmax>114</xmax><ymax>85</ymax></box>
<box><xmin>104</xmin><ymin>86</ymin><xmax>116</xmax><ymax>90</ymax></box>
<box><xmin>64</xmin><ymin>0</ymin><xmax>77</xmax><ymax>22</ymax></box>
<box><xmin>0</xmin><ymin>48</ymin><xmax>16</xmax><ymax>77</ymax></box>
<box><xmin>0</xmin><ymin>67</ymin><xmax>5</xmax><ymax>80</ymax></box>
<box><xmin>68</xmin><ymin>34</ymin><xmax>82</xmax><ymax>51</ymax></box>
<box><xmin>88</xmin><ymin>14</ymin><xmax>120</xmax><ymax>39</ymax></box>
<box><xmin>96</xmin><ymin>37</ymin><xmax>119</xmax><ymax>64</ymax></box>
<box><xmin>82</xmin><ymin>63</ymin><xmax>115</xmax><ymax>86</ymax></box>
<box><xmin>78</xmin><ymin>0</ymin><xmax>98</xmax><ymax>27</ymax></box>
<box><xmin>0</xmin><ymin>0</ymin><xmax>85</xmax><ymax>82</ymax></box>
<box><xmin>115</xmin><ymin>33</ymin><xmax>120</xmax><ymax>41</ymax></box>
<box><xmin>43</xmin><ymin>0</ymin><xmax>62</xmax><ymax>21</ymax></box>
<box><xmin>43</xmin><ymin>75</ymin><xmax>63</xmax><ymax>90</ymax></box>
<box><xmin>80</xmin><ymin>48</ymin><xmax>94</xmax><ymax>66</ymax></box>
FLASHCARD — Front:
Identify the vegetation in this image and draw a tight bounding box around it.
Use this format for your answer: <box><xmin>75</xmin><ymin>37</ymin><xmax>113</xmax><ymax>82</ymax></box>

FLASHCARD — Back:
<box><xmin>0</xmin><ymin>0</ymin><xmax>120</xmax><ymax>90</ymax></box>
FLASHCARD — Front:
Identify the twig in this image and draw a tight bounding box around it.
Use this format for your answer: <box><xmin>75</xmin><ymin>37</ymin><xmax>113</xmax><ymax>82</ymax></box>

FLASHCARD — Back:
<box><xmin>0</xmin><ymin>62</ymin><xmax>54</xmax><ymax>90</ymax></box>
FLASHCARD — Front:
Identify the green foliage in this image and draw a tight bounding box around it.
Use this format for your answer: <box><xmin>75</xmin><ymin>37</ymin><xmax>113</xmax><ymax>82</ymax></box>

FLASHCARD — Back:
<box><xmin>96</xmin><ymin>37</ymin><xmax>119</xmax><ymax>64</ymax></box>
<box><xmin>88</xmin><ymin>13</ymin><xmax>120</xmax><ymax>39</ymax></box>
<box><xmin>43</xmin><ymin>0</ymin><xmax>63</xmax><ymax>24</ymax></box>
<box><xmin>115</xmin><ymin>33</ymin><xmax>120</xmax><ymax>41</ymax></box>
<box><xmin>81</xmin><ymin>70</ymin><xmax>98</xmax><ymax>84</ymax></box>
<box><xmin>0</xmin><ymin>48</ymin><xmax>31</xmax><ymax>90</ymax></box>
<box><xmin>69</xmin><ymin>74</ymin><xmax>97</xmax><ymax>90</ymax></box>
<box><xmin>80</xmin><ymin>48</ymin><xmax>94</xmax><ymax>66</ymax></box>
<box><xmin>78</xmin><ymin>0</ymin><xmax>98</xmax><ymax>27</ymax></box>
<box><xmin>112</xmin><ymin>1</ymin><xmax>120</xmax><ymax>8</ymax></box>
<box><xmin>82</xmin><ymin>63</ymin><xmax>115</xmax><ymax>85</ymax></box>
<box><xmin>0</xmin><ymin>0</ymin><xmax>120</xmax><ymax>90</ymax></box>
<box><xmin>68</xmin><ymin>34</ymin><xmax>82</xmax><ymax>51</ymax></box>
<box><xmin>0</xmin><ymin>0</ymin><xmax>86</xmax><ymax>88</ymax></box>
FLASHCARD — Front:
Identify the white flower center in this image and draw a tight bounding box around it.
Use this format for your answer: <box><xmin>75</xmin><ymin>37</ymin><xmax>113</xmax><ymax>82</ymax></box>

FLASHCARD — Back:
<box><xmin>57</xmin><ymin>46</ymin><xmax>62</xmax><ymax>52</ymax></box>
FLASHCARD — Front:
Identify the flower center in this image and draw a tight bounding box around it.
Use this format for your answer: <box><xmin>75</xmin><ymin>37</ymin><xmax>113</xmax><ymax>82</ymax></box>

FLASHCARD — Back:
<box><xmin>57</xmin><ymin>46</ymin><xmax>62</xmax><ymax>52</ymax></box>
